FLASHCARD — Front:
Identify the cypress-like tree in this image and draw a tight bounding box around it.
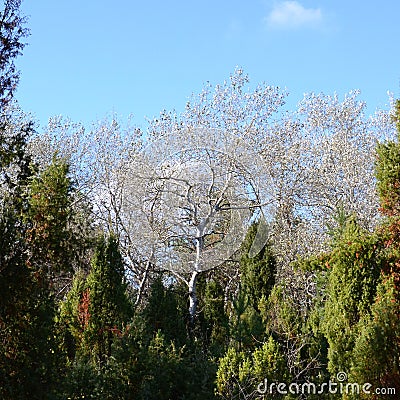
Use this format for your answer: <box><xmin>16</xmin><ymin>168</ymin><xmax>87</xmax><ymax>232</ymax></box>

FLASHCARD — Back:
<box><xmin>376</xmin><ymin>99</ymin><xmax>400</xmax><ymax>293</ymax></box>
<box><xmin>201</xmin><ymin>277</ymin><xmax>229</xmax><ymax>353</ymax></box>
<box><xmin>0</xmin><ymin>120</ymin><xmax>59</xmax><ymax>400</ymax></box>
<box><xmin>82</xmin><ymin>235</ymin><xmax>132</xmax><ymax>365</ymax></box>
<box><xmin>0</xmin><ymin>107</ymin><xmax>63</xmax><ymax>399</ymax></box>
<box><xmin>349</xmin><ymin>99</ymin><xmax>400</xmax><ymax>392</ymax></box>
<box><xmin>228</xmin><ymin>220</ymin><xmax>277</xmax><ymax>350</ymax></box>
<box><xmin>351</xmin><ymin>276</ymin><xmax>400</xmax><ymax>394</ymax></box>
<box><xmin>321</xmin><ymin>218</ymin><xmax>382</xmax><ymax>376</ymax></box>
<box><xmin>25</xmin><ymin>155</ymin><xmax>96</xmax><ymax>301</ymax></box>
<box><xmin>26</xmin><ymin>157</ymin><xmax>74</xmax><ymax>277</ymax></box>
<box><xmin>0</xmin><ymin>0</ymin><xmax>29</xmax><ymax>106</ymax></box>
<box><xmin>240</xmin><ymin>219</ymin><xmax>276</xmax><ymax>311</ymax></box>
<box><xmin>142</xmin><ymin>275</ymin><xmax>187</xmax><ymax>345</ymax></box>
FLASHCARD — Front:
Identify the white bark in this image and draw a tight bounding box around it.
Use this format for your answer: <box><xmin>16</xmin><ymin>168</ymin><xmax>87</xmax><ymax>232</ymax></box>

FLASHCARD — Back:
<box><xmin>188</xmin><ymin>270</ymin><xmax>199</xmax><ymax>324</ymax></box>
<box><xmin>26</xmin><ymin>69</ymin><xmax>397</xmax><ymax>310</ymax></box>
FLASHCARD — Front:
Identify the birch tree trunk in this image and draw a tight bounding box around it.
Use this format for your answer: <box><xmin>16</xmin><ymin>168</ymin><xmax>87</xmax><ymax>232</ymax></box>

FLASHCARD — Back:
<box><xmin>188</xmin><ymin>270</ymin><xmax>199</xmax><ymax>327</ymax></box>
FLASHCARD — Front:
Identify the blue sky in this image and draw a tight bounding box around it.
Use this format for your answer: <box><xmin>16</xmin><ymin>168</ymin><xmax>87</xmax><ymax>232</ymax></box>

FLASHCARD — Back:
<box><xmin>15</xmin><ymin>0</ymin><xmax>400</xmax><ymax>128</ymax></box>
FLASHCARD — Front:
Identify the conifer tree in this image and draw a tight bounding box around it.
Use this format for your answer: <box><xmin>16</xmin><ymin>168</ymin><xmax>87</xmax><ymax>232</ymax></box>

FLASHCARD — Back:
<box><xmin>81</xmin><ymin>235</ymin><xmax>132</xmax><ymax>365</ymax></box>
<box><xmin>351</xmin><ymin>276</ymin><xmax>400</xmax><ymax>393</ymax></box>
<box><xmin>0</xmin><ymin>108</ymin><xmax>60</xmax><ymax>398</ymax></box>
<box><xmin>376</xmin><ymin>99</ymin><xmax>400</xmax><ymax>293</ymax></box>
<box><xmin>240</xmin><ymin>219</ymin><xmax>276</xmax><ymax>311</ymax></box>
<box><xmin>201</xmin><ymin>277</ymin><xmax>229</xmax><ymax>353</ymax></box>
<box><xmin>0</xmin><ymin>0</ymin><xmax>29</xmax><ymax>107</ymax></box>
<box><xmin>348</xmin><ymin>99</ymin><xmax>400</xmax><ymax>392</ymax></box>
<box><xmin>228</xmin><ymin>220</ymin><xmax>277</xmax><ymax>350</ymax></box>
<box><xmin>142</xmin><ymin>275</ymin><xmax>187</xmax><ymax>345</ymax></box>
<box><xmin>321</xmin><ymin>218</ymin><xmax>381</xmax><ymax>376</ymax></box>
<box><xmin>26</xmin><ymin>157</ymin><xmax>73</xmax><ymax>274</ymax></box>
<box><xmin>57</xmin><ymin>269</ymin><xmax>87</xmax><ymax>362</ymax></box>
<box><xmin>216</xmin><ymin>337</ymin><xmax>289</xmax><ymax>399</ymax></box>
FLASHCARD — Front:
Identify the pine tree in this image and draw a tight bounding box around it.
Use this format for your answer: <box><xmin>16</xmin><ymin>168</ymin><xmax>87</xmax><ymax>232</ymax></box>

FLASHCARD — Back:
<box><xmin>25</xmin><ymin>155</ymin><xmax>96</xmax><ymax>301</ymax></box>
<box><xmin>0</xmin><ymin>210</ymin><xmax>58</xmax><ymax>398</ymax></box>
<box><xmin>57</xmin><ymin>269</ymin><xmax>87</xmax><ymax>362</ymax></box>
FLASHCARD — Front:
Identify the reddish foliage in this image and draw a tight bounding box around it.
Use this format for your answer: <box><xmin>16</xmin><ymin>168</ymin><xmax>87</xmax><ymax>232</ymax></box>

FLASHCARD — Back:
<box><xmin>78</xmin><ymin>288</ymin><xmax>90</xmax><ymax>329</ymax></box>
<box><xmin>109</xmin><ymin>325</ymin><xmax>122</xmax><ymax>337</ymax></box>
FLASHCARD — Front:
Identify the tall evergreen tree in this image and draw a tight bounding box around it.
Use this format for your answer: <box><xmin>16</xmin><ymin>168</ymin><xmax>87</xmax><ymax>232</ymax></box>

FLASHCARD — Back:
<box><xmin>376</xmin><ymin>99</ymin><xmax>400</xmax><ymax>293</ymax></box>
<box><xmin>79</xmin><ymin>235</ymin><xmax>131</xmax><ymax>364</ymax></box>
<box><xmin>142</xmin><ymin>275</ymin><xmax>187</xmax><ymax>345</ymax></box>
<box><xmin>228</xmin><ymin>220</ymin><xmax>277</xmax><ymax>351</ymax></box>
<box><xmin>0</xmin><ymin>119</ymin><xmax>59</xmax><ymax>399</ymax></box>
<box><xmin>26</xmin><ymin>157</ymin><xmax>73</xmax><ymax>273</ymax></box>
<box><xmin>0</xmin><ymin>101</ymin><xmax>63</xmax><ymax>399</ymax></box>
<box><xmin>351</xmin><ymin>276</ymin><xmax>400</xmax><ymax>394</ymax></box>
<box><xmin>240</xmin><ymin>219</ymin><xmax>276</xmax><ymax>311</ymax></box>
<box><xmin>0</xmin><ymin>0</ymin><xmax>29</xmax><ymax>107</ymax></box>
<box><xmin>320</xmin><ymin>218</ymin><xmax>382</xmax><ymax>376</ymax></box>
<box><xmin>349</xmin><ymin>98</ymin><xmax>400</xmax><ymax>393</ymax></box>
<box><xmin>201</xmin><ymin>277</ymin><xmax>229</xmax><ymax>354</ymax></box>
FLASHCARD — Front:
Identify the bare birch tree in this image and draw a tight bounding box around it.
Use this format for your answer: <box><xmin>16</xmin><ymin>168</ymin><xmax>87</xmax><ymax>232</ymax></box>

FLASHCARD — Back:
<box><xmin>119</xmin><ymin>126</ymin><xmax>272</xmax><ymax>323</ymax></box>
<box><xmin>26</xmin><ymin>69</ymin><xmax>396</xmax><ymax>318</ymax></box>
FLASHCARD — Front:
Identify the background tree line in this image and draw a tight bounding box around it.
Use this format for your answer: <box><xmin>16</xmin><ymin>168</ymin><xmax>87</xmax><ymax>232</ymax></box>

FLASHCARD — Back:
<box><xmin>1</xmin><ymin>1</ymin><xmax>399</xmax><ymax>399</ymax></box>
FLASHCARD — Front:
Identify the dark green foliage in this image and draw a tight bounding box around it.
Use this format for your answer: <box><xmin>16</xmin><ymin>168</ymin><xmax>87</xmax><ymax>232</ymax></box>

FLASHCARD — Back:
<box><xmin>126</xmin><ymin>330</ymin><xmax>217</xmax><ymax>400</ymax></box>
<box><xmin>0</xmin><ymin>202</ymin><xmax>40</xmax><ymax>398</ymax></box>
<box><xmin>225</xmin><ymin>220</ymin><xmax>277</xmax><ymax>351</ymax></box>
<box><xmin>26</xmin><ymin>156</ymin><xmax>74</xmax><ymax>276</ymax></box>
<box><xmin>0</xmin><ymin>212</ymin><xmax>59</xmax><ymax>398</ymax></box>
<box><xmin>375</xmin><ymin>100</ymin><xmax>400</xmax><ymax>297</ymax></box>
<box><xmin>201</xmin><ymin>278</ymin><xmax>229</xmax><ymax>354</ymax></box>
<box><xmin>376</xmin><ymin>140</ymin><xmax>400</xmax><ymax>214</ymax></box>
<box><xmin>0</xmin><ymin>207</ymin><xmax>59</xmax><ymax>400</ymax></box>
<box><xmin>0</xmin><ymin>0</ymin><xmax>29</xmax><ymax>107</ymax></box>
<box><xmin>142</xmin><ymin>275</ymin><xmax>187</xmax><ymax>345</ymax></box>
<box><xmin>240</xmin><ymin>219</ymin><xmax>276</xmax><ymax>311</ymax></box>
<box><xmin>349</xmin><ymin>99</ymin><xmax>400</xmax><ymax>395</ymax></box>
<box><xmin>24</xmin><ymin>155</ymin><xmax>96</xmax><ymax>296</ymax></box>
<box><xmin>260</xmin><ymin>282</ymin><xmax>329</xmax><ymax>391</ymax></box>
<box><xmin>57</xmin><ymin>236</ymin><xmax>135</xmax><ymax>397</ymax></box>
<box><xmin>78</xmin><ymin>235</ymin><xmax>132</xmax><ymax>363</ymax></box>
<box><xmin>229</xmin><ymin>289</ymin><xmax>264</xmax><ymax>351</ymax></box>
<box><xmin>0</xmin><ymin>108</ymin><xmax>61</xmax><ymax>399</ymax></box>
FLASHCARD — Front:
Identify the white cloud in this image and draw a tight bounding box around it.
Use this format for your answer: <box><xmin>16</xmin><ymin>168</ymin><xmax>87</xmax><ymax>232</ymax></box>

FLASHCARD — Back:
<box><xmin>266</xmin><ymin>1</ymin><xmax>322</xmax><ymax>29</ymax></box>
